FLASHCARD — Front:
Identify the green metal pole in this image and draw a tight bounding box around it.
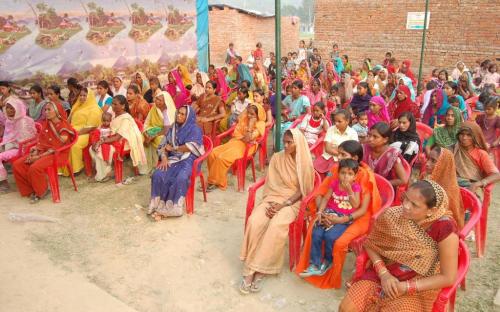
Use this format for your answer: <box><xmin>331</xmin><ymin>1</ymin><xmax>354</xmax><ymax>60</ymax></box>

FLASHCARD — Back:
<box><xmin>274</xmin><ymin>0</ymin><xmax>282</xmax><ymax>151</ymax></box>
<box><xmin>417</xmin><ymin>0</ymin><xmax>429</xmax><ymax>93</ymax></box>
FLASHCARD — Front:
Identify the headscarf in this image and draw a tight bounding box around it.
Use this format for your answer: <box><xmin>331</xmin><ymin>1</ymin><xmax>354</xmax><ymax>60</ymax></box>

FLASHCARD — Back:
<box><xmin>437</xmin><ymin>91</ymin><xmax>467</xmax><ymax>120</ymax></box>
<box><xmin>191</xmin><ymin>71</ymin><xmax>209</xmax><ymax>98</ymax></box>
<box><xmin>349</xmin><ymin>92</ymin><xmax>372</xmax><ymax>114</ymax></box>
<box><xmin>177</xmin><ymin>64</ymin><xmax>193</xmax><ymax>86</ymax></box>
<box><xmin>364</xmin><ymin>180</ymin><xmax>449</xmax><ymax>277</ymax></box>
<box><xmin>144</xmin><ymin>91</ymin><xmax>176</xmax><ymax>139</ymax></box>
<box><xmin>111</xmin><ymin>112</ymin><xmax>146</xmax><ymax>167</ymax></box>
<box><xmin>429</xmin><ymin>148</ymin><xmax>464</xmax><ymax>228</ymax></box>
<box><xmin>234</xmin><ymin>104</ymin><xmax>266</xmax><ymax>141</ymax></box>
<box><xmin>393</xmin><ymin>112</ymin><xmax>421</xmax><ymax>148</ymax></box>
<box><xmin>237</xmin><ymin>63</ymin><xmax>254</xmax><ymax>88</ymax></box>
<box><xmin>454</xmin><ymin>121</ymin><xmax>489</xmax><ymax>182</ymax></box>
<box><xmin>367</xmin><ymin>95</ymin><xmax>390</xmax><ymax>128</ymax></box>
<box><xmin>285</xmin><ymin>128</ymin><xmax>314</xmax><ymax>197</ymax></box>
<box><xmin>297</xmin><ymin>61</ymin><xmax>311</xmax><ymax>87</ymax></box>
<box><xmin>36</xmin><ymin>101</ymin><xmax>75</xmax><ymax>154</ymax></box>
<box><xmin>391</xmin><ymin>74</ymin><xmax>416</xmax><ymax>101</ymax></box>
<box><xmin>451</xmin><ymin>61</ymin><xmax>469</xmax><ymax>81</ymax></box>
<box><xmin>131</xmin><ymin>71</ymin><xmax>150</xmax><ymax>95</ymax></box>
<box><xmin>216</xmin><ymin>68</ymin><xmax>230</xmax><ymax>102</ymax></box>
<box><xmin>68</xmin><ymin>89</ymin><xmax>102</xmax><ymax>131</ymax></box>
<box><xmin>1</xmin><ymin>97</ymin><xmax>36</xmax><ymax>146</ymax></box>
<box><xmin>388</xmin><ymin>84</ymin><xmax>419</xmax><ymax>119</ymax></box>
<box><xmin>401</xmin><ymin>59</ymin><xmax>416</xmax><ymax>86</ymax></box>
<box><xmin>433</xmin><ymin>106</ymin><xmax>463</xmax><ymax>148</ymax></box>
<box><xmin>421</xmin><ymin>89</ymin><xmax>443</xmax><ymax>126</ymax></box>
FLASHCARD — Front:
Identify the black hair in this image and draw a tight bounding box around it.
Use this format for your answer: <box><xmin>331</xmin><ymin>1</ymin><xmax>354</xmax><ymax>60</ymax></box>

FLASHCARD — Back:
<box><xmin>371</xmin><ymin>122</ymin><xmax>392</xmax><ymax>142</ymax></box>
<box><xmin>127</xmin><ymin>84</ymin><xmax>140</xmax><ymax>95</ymax></box>
<box><xmin>332</xmin><ymin>43</ymin><xmax>338</xmax><ymax>48</ymax></box>
<box><xmin>332</xmin><ymin>108</ymin><xmax>350</xmax><ymax>123</ymax></box>
<box><xmin>30</xmin><ymin>85</ymin><xmax>44</xmax><ymax>99</ymax></box>
<box><xmin>48</xmin><ymin>85</ymin><xmax>65</xmax><ymax>101</ymax></box>
<box><xmin>113</xmin><ymin>95</ymin><xmax>130</xmax><ymax>113</ymax></box>
<box><xmin>311</xmin><ymin>78</ymin><xmax>321</xmax><ymax>88</ymax></box>
<box><xmin>426</xmin><ymin>80</ymin><xmax>437</xmax><ymax>90</ymax></box>
<box><xmin>448</xmin><ymin>96</ymin><xmax>459</xmax><ymax>105</ymax></box>
<box><xmin>399</xmin><ymin>111</ymin><xmax>415</xmax><ymax>121</ymax></box>
<box><xmin>410</xmin><ymin>180</ymin><xmax>437</xmax><ymax>208</ymax></box>
<box><xmin>431</xmin><ymin>68</ymin><xmax>439</xmax><ymax>76</ymax></box>
<box><xmin>237</xmin><ymin>87</ymin><xmax>249</xmax><ymax>98</ymax></box>
<box><xmin>149</xmin><ymin>77</ymin><xmax>160</xmax><ymax>86</ymax></box>
<box><xmin>438</xmin><ymin>69</ymin><xmax>449</xmax><ymax>80</ymax></box>
<box><xmin>385</xmin><ymin>51</ymin><xmax>392</xmax><ymax>57</ymax></box>
<box><xmin>236</xmin><ymin>56</ymin><xmax>243</xmax><ymax>62</ymax></box>
<box><xmin>357</xmin><ymin>81</ymin><xmax>372</xmax><ymax>95</ymax></box>
<box><xmin>254</xmin><ymin>88</ymin><xmax>265</xmax><ymax>97</ymax></box>
<box><xmin>357</xmin><ymin>111</ymin><xmax>368</xmax><ymax>118</ymax></box>
<box><xmin>330</xmin><ymin>84</ymin><xmax>339</xmax><ymax>93</ymax></box>
<box><xmin>313</xmin><ymin>101</ymin><xmax>325</xmax><ymax>111</ymax></box>
<box><xmin>339</xmin><ymin>140</ymin><xmax>363</xmax><ymax>160</ymax></box>
<box><xmin>342</xmin><ymin>54</ymin><xmax>349</xmax><ymax>62</ymax></box>
<box><xmin>431</xmin><ymin>145</ymin><xmax>442</xmax><ymax>155</ymax></box>
<box><xmin>208</xmin><ymin>64</ymin><xmax>215</xmax><ymax>69</ymax></box>
<box><xmin>291</xmin><ymin>80</ymin><xmax>303</xmax><ymax>89</ymax></box>
<box><xmin>0</xmin><ymin>81</ymin><xmax>10</xmax><ymax>88</ymax></box>
<box><xmin>241</xmin><ymin>80</ymin><xmax>251</xmax><ymax>88</ymax></box>
<box><xmin>444</xmin><ymin>81</ymin><xmax>458</xmax><ymax>94</ymax></box>
<box><xmin>67</xmin><ymin>77</ymin><xmax>78</xmax><ymax>88</ymax></box>
<box><xmin>97</xmin><ymin>80</ymin><xmax>113</xmax><ymax>97</ymax></box>
<box><xmin>338</xmin><ymin>158</ymin><xmax>359</xmax><ymax>174</ymax></box>
<box><xmin>485</xmin><ymin>97</ymin><xmax>499</xmax><ymax>109</ymax></box>
<box><xmin>284</xmin><ymin>129</ymin><xmax>293</xmax><ymax>138</ymax></box>
<box><xmin>206</xmin><ymin>80</ymin><xmax>217</xmax><ymax>90</ymax></box>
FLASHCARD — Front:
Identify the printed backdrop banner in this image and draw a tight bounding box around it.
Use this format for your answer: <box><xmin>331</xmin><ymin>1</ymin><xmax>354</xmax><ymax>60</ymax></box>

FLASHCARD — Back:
<box><xmin>0</xmin><ymin>0</ymin><xmax>208</xmax><ymax>86</ymax></box>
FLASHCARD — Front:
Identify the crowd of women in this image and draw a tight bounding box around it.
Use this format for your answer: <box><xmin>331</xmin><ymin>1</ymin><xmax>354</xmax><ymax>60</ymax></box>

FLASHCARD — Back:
<box><xmin>0</xmin><ymin>39</ymin><xmax>499</xmax><ymax>310</ymax></box>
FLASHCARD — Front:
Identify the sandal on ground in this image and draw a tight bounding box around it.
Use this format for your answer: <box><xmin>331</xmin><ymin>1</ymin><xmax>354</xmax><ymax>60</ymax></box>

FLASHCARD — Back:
<box><xmin>250</xmin><ymin>277</ymin><xmax>264</xmax><ymax>293</ymax></box>
<box><xmin>299</xmin><ymin>264</ymin><xmax>322</xmax><ymax>278</ymax></box>
<box><xmin>30</xmin><ymin>190</ymin><xmax>51</xmax><ymax>204</ymax></box>
<box><xmin>239</xmin><ymin>279</ymin><xmax>252</xmax><ymax>295</ymax></box>
<box><xmin>205</xmin><ymin>184</ymin><xmax>218</xmax><ymax>192</ymax></box>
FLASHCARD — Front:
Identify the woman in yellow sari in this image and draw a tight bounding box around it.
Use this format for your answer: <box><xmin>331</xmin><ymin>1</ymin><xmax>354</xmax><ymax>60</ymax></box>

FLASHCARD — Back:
<box><xmin>239</xmin><ymin>128</ymin><xmax>314</xmax><ymax>294</ymax></box>
<box><xmin>143</xmin><ymin>91</ymin><xmax>176</xmax><ymax>172</ymax></box>
<box><xmin>177</xmin><ymin>64</ymin><xmax>193</xmax><ymax>87</ymax></box>
<box><xmin>206</xmin><ymin>104</ymin><xmax>265</xmax><ymax>191</ymax></box>
<box><xmin>65</xmin><ymin>87</ymin><xmax>102</xmax><ymax>175</ymax></box>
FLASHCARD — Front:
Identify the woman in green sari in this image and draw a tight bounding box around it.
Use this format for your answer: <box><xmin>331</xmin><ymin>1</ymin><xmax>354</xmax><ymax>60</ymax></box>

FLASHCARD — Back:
<box><xmin>425</xmin><ymin>106</ymin><xmax>463</xmax><ymax>154</ymax></box>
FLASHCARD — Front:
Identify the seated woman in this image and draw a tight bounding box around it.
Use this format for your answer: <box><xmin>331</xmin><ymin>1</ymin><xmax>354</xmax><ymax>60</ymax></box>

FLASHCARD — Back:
<box><xmin>298</xmin><ymin>101</ymin><xmax>329</xmax><ymax>146</ymax></box>
<box><xmin>390</xmin><ymin>112</ymin><xmax>420</xmax><ymax>164</ymax></box>
<box><xmin>143</xmin><ymin>77</ymin><xmax>162</xmax><ymax>104</ymax></box>
<box><xmin>228</xmin><ymin>87</ymin><xmax>251</xmax><ymax>128</ymax></box>
<box><xmin>296</xmin><ymin>140</ymin><xmax>380</xmax><ymax>289</ymax></box>
<box><xmin>313</xmin><ymin>109</ymin><xmax>358</xmax><ymax>174</ymax></box>
<box><xmin>126</xmin><ymin>84</ymin><xmax>150</xmax><ymax>123</ymax></box>
<box><xmin>339</xmin><ymin>180</ymin><xmax>459</xmax><ymax>312</ymax></box>
<box><xmin>426</xmin><ymin>146</ymin><xmax>465</xmax><ymax>229</ymax></box>
<box><xmin>363</xmin><ymin>122</ymin><xmax>409</xmax><ymax>187</ymax></box>
<box><xmin>89</xmin><ymin>96</ymin><xmax>146</xmax><ymax>182</ymax></box>
<box><xmin>425</xmin><ymin>106</ymin><xmax>463</xmax><ymax>155</ymax></box>
<box><xmin>206</xmin><ymin>104</ymin><xmax>266</xmax><ymax>191</ymax></box>
<box><xmin>46</xmin><ymin>85</ymin><xmax>71</xmax><ymax>116</ymax></box>
<box><xmin>240</xmin><ymin>129</ymin><xmax>314</xmax><ymax>294</ymax></box>
<box><xmin>192</xmin><ymin>81</ymin><xmax>226</xmax><ymax>137</ymax></box>
<box><xmin>421</xmin><ymin>88</ymin><xmax>444</xmax><ymax>127</ymax></box>
<box><xmin>0</xmin><ymin>98</ymin><xmax>37</xmax><ymax>193</ymax></box>
<box><xmin>349</xmin><ymin>81</ymin><xmax>372</xmax><ymax>117</ymax></box>
<box><xmin>142</xmin><ymin>92</ymin><xmax>176</xmax><ymax>173</ymax></box>
<box><xmin>388</xmin><ymin>85</ymin><xmax>420</xmax><ymax>128</ymax></box>
<box><xmin>306</xmin><ymin>78</ymin><xmax>327</xmax><ymax>108</ymax></box>
<box><xmin>454</xmin><ymin>121</ymin><xmax>500</xmax><ymax>192</ymax></box>
<box><xmin>254</xmin><ymin>89</ymin><xmax>274</xmax><ymax>128</ymax></box>
<box><xmin>279</xmin><ymin>80</ymin><xmax>311</xmax><ymax>146</ymax></box>
<box><xmin>165</xmin><ymin>70</ymin><xmax>190</xmax><ymax>108</ymax></box>
<box><xmin>110</xmin><ymin>76</ymin><xmax>127</xmax><ymax>97</ymax></box>
<box><xmin>438</xmin><ymin>81</ymin><xmax>468</xmax><ymax>121</ymax></box>
<box><xmin>148</xmin><ymin>105</ymin><xmax>204</xmax><ymax>220</ymax></box>
<box><xmin>66</xmin><ymin>87</ymin><xmax>102</xmax><ymax>175</ymax></box>
<box><xmin>27</xmin><ymin>85</ymin><xmax>48</xmax><ymax>122</ymax></box>
<box><xmin>13</xmin><ymin>102</ymin><xmax>75</xmax><ymax>203</ymax></box>
<box><xmin>367</xmin><ymin>95</ymin><xmax>390</xmax><ymax>128</ymax></box>
<box><xmin>190</xmin><ymin>71</ymin><xmax>209</xmax><ymax>101</ymax></box>
<box><xmin>131</xmin><ymin>71</ymin><xmax>150</xmax><ymax>96</ymax></box>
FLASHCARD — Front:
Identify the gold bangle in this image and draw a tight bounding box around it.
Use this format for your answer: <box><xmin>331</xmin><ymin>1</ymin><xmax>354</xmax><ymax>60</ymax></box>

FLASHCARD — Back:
<box><xmin>372</xmin><ymin>260</ymin><xmax>383</xmax><ymax>265</ymax></box>
<box><xmin>378</xmin><ymin>270</ymin><xmax>389</xmax><ymax>277</ymax></box>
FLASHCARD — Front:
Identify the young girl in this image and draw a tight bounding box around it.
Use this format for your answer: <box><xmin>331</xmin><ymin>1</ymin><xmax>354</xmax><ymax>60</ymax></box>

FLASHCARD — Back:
<box><xmin>475</xmin><ymin>99</ymin><xmax>500</xmax><ymax>151</ymax></box>
<box><xmin>299</xmin><ymin>101</ymin><xmax>329</xmax><ymax>146</ymax></box>
<box><xmin>89</xmin><ymin>112</ymin><xmax>119</xmax><ymax>182</ymax></box>
<box><xmin>313</xmin><ymin>109</ymin><xmax>359</xmax><ymax>174</ymax></box>
<box><xmin>299</xmin><ymin>158</ymin><xmax>361</xmax><ymax>276</ymax></box>
<box><xmin>327</xmin><ymin>85</ymin><xmax>340</xmax><ymax>112</ymax></box>
<box><xmin>143</xmin><ymin>77</ymin><xmax>162</xmax><ymax>104</ymax></box>
<box><xmin>367</xmin><ymin>95</ymin><xmax>390</xmax><ymax>128</ymax></box>
<box><xmin>349</xmin><ymin>82</ymin><xmax>372</xmax><ymax>116</ymax></box>
<box><xmin>439</xmin><ymin>81</ymin><xmax>468</xmax><ymax>120</ymax></box>
<box><xmin>229</xmin><ymin>87</ymin><xmax>251</xmax><ymax>127</ymax></box>
<box><xmin>27</xmin><ymin>85</ymin><xmax>47</xmax><ymax>122</ymax></box>
<box><xmin>95</xmin><ymin>80</ymin><xmax>113</xmax><ymax>112</ymax></box>
<box><xmin>352</xmin><ymin>111</ymin><xmax>369</xmax><ymax>143</ymax></box>
<box><xmin>390</xmin><ymin>112</ymin><xmax>421</xmax><ymax>163</ymax></box>
<box><xmin>111</xmin><ymin>76</ymin><xmax>127</xmax><ymax>97</ymax></box>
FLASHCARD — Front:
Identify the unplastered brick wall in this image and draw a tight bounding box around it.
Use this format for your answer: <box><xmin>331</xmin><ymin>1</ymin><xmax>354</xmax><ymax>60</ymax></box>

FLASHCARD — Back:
<box><xmin>314</xmin><ymin>0</ymin><xmax>500</xmax><ymax>74</ymax></box>
<box><xmin>209</xmin><ymin>6</ymin><xmax>300</xmax><ymax>66</ymax></box>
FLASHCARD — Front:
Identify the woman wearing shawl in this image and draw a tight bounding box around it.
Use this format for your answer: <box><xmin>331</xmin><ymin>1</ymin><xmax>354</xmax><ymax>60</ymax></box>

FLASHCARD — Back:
<box><xmin>340</xmin><ymin>180</ymin><xmax>459</xmax><ymax>312</ymax></box>
<box><xmin>142</xmin><ymin>92</ymin><xmax>176</xmax><ymax>173</ymax></box>
<box><xmin>236</xmin><ymin>56</ymin><xmax>254</xmax><ymax>89</ymax></box>
<box><xmin>0</xmin><ymin>98</ymin><xmax>37</xmax><ymax>192</ymax></box>
<box><xmin>388</xmin><ymin>85</ymin><xmax>420</xmax><ymax>125</ymax></box>
<box><xmin>253</xmin><ymin>61</ymin><xmax>269</xmax><ymax>95</ymax></box>
<box><xmin>165</xmin><ymin>70</ymin><xmax>190</xmax><ymax>109</ymax></box>
<box><xmin>306</xmin><ymin>78</ymin><xmax>327</xmax><ymax>107</ymax></box>
<box><xmin>390</xmin><ymin>112</ymin><xmax>421</xmax><ymax>163</ymax></box>
<box><xmin>451</xmin><ymin>61</ymin><xmax>470</xmax><ymax>82</ymax></box>
<box><xmin>421</xmin><ymin>89</ymin><xmax>444</xmax><ymax>127</ymax></box>
<box><xmin>322</xmin><ymin>62</ymin><xmax>339</xmax><ymax>92</ymax></box>
<box><xmin>338</xmin><ymin>72</ymin><xmax>355</xmax><ymax>106</ymax></box>
<box><xmin>177</xmin><ymin>64</ymin><xmax>193</xmax><ymax>87</ymax></box>
<box><xmin>206</xmin><ymin>104</ymin><xmax>266</xmax><ymax>191</ymax></box>
<box><xmin>437</xmin><ymin>82</ymin><xmax>468</xmax><ymax>121</ymax></box>
<box><xmin>400</xmin><ymin>60</ymin><xmax>416</xmax><ymax>86</ymax></box>
<box><xmin>350</xmin><ymin>82</ymin><xmax>372</xmax><ymax>115</ymax></box>
<box><xmin>90</xmin><ymin>95</ymin><xmax>146</xmax><ymax>182</ymax></box>
<box><xmin>453</xmin><ymin>121</ymin><xmax>500</xmax><ymax>192</ymax></box>
<box><xmin>190</xmin><ymin>71</ymin><xmax>209</xmax><ymax>100</ymax></box>
<box><xmin>426</xmin><ymin>147</ymin><xmax>465</xmax><ymax>228</ymax></box>
<box><xmin>215</xmin><ymin>68</ymin><xmax>231</xmax><ymax>102</ymax></box>
<box><xmin>296</xmin><ymin>140</ymin><xmax>381</xmax><ymax>289</ymax></box>
<box><xmin>367</xmin><ymin>96</ymin><xmax>390</xmax><ymax>128</ymax></box>
<box><xmin>374</xmin><ymin>68</ymin><xmax>388</xmax><ymax>95</ymax></box>
<box><xmin>297</xmin><ymin>59</ymin><xmax>311</xmax><ymax>88</ymax></box>
<box><xmin>457</xmin><ymin>72</ymin><xmax>477</xmax><ymax>100</ymax></box>
<box><xmin>359</xmin><ymin>59</ymin><xmax>372</xmax><ymax>80</ymax></box>
<box><xmin>111</xmin><ymin>77</ymin><xmax>127</xmax><ymax>97</ymax></box>
<box><xmin>13</xmin><ymin>102</ymin><xmax>75</xmax><ymax>203</ymax></box>
<box><xmin>126</xmin><ymin>84</ymin><xmax>150</xmax><ymax>123</ymax></box>
<box><xmin>334</xmin><ymin>57</ymin><xmax>345</xmax><ymax>76</ymax></box>
<box><xmin>192</xmin><ymin>81</ymin><xmax>226</xmax><ymax>137</ymax></box>
<box><xmin>66</xmin><ymin>88</ymin><xmax>102</xmax><ymax>175</ymax></box>
<box><xmin>131</xmin><ymin>71</ymin><xmax>150</xmax><ymax>96</ymax></box>
<box><xmin>240</xmin><ymin>129</ymin><xmax>314</xmax><ymax>294</ymax></box>
<box><xmin>425</xmin><ymin>106</ymin><xmax>463</xmax><ymax>154</ymax></box>
<box><xmin>381</xmin><ymin>74</ymin><xmax>397</xmax><ymax>103</ymax></box>
<box><xmin>390</xmin><ymin>74</ymin><xmax>416</xmax><ymax>102</ymax></box>
<box><xmin>148</xmin><ymin>105</ymin><xmax>204</xmax><ymax>220</ymax></box>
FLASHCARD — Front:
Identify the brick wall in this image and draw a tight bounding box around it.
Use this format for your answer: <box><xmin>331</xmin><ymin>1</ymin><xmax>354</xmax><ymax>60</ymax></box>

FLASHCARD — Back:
<box><xmin>314</xmin><ymin>0</ymin><xmax>500</xmax><ymax>75</ymax></box>
<box><xmin>208</xmin><ymin>6</ymin><xmax>300</xmax><ymax>66</ymax></box>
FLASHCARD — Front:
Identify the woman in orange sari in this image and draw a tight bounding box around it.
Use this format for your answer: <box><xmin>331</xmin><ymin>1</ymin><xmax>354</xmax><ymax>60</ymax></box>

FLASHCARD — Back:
<box><xmin>192</xmin><ymin>81</ymin><xmax>226</xmax><ymax>136</ymax></box>
<box><xmin>126</xmin><ymin>84</ymin><xmax>150</xmax><ymax>123</ymax></box>
<box><xmin>339</xmin><ymin>180</ymin><xmax>459</xmax><ymax>312</ymax></box>
<box><xmin>206</xmin><ymin>104</ymin><xmax>265</xmax><ymax>191</ymax></box>
<box><xmin>13</xmin><ymin>102</ymin><xmax>75</xmax><ymax>203</ymax></box>
<box><xmin>296</xmin><ymin>140</ymin><xmax>381</xmax><ymax>289</ymax></box>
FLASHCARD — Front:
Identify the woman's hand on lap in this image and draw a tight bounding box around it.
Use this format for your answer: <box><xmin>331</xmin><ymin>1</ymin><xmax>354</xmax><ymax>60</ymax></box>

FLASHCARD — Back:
<box><xmin>157</xmin><ymin>158</ymin><xmax>169</xmax><ymax>171</ymax></box>
<box><xmin>380</xmin><ymin>273</ymin><xmax>400</xmax><ymax>299</ymax></box>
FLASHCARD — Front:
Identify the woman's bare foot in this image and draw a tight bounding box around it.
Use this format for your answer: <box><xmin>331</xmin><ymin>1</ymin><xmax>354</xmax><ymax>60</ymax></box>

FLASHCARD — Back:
<box><xmin>151</xmin><ymin>212</ymin><xmax>165</xmax><ymax>221</ymax></box>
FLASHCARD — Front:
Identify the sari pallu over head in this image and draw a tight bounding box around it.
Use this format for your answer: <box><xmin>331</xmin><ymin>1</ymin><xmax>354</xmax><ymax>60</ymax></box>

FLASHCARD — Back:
<box><xmin>171</xmin><ymin>69</ymin><xmax>190</xmax><ymax>108</ymax></box>
<box><xmin>131</xmin><ymin>71</ymin><xmax>150</xmax><ymax>95</ymax></box>
<box><xmin>433</xmin><ymin>106</ymin><xmax>463</xmax><ymax>148</ymax></box>
<box><xmin>422</xmin><ymin>89</ymin><xmax>444</xmax><ymax>126</ymax></box>
<box><xmin>216</xmin><ymin>68</ymin><xmax>230</xmax><ymax>102</ymax></box>
<box><xmin>367</xmin><ymin>95</ymin><xmax>390</xmax><ymax>128</ymax></box>
<box><xmin>393</xmin><ymin>112</ymin><xmax>421</xmax><ymax>148</ymax></box>
<box><xmin>36</xmin><ymin>101</ymin><xmax>75</xmax><ymax>157</ymax></box>
<box><xmin>364</xmin><ymin>180</ymin><xmax>449</xmax><ymax>277</ymax></box>
<box><xmin>233</xmin><ymin>104</ymin><xmax>266</xmax><ymax>141</ymax></box>
<box><xmin>143</xmin><ymin>91</ymin><xmax>176</xmax><ymax>146</ymax></box>
<box><xmin>68</xmin><ymin>89</ymin><xmax>102</xmax><ymax>131</ymax></box>
<box><xmin>388</xmin><ymin>84</ymin><xmax>418</xmax><ymax>119</ymax></box>
<box><xmin>159</xmin><ymin>105</ymin><xmax>204</xmax><ymax>166</ymax></box>
<box><xmin>453</xmin><ymin>121</ymin><xmax>489</xmax><ymax>182</ymax></box>
<box><xmin>177</xmin><ymin>64</ymin><xmax>193</xmax><ymax>86</ymax></box>
<box><xmin>1</xmin><ymin>97</ymin><xmax>36</xmax><ymax>147</ymax></box>
<box><xmin>111</xmin><ymin>113</ymin><xmax>146</xmax><ymax>167</ymax></box>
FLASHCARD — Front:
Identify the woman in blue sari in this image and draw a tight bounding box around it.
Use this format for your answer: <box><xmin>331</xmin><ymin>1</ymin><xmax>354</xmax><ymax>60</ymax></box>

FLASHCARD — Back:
<box><xmin>278</xmin><ymin>80</ymin><xmax>310</xmax><ymax>150</ymax></box>
<box><xmin>148</xmin><ymin>105</ymin><xmax>204</xmax><ymax>220</ymax></box>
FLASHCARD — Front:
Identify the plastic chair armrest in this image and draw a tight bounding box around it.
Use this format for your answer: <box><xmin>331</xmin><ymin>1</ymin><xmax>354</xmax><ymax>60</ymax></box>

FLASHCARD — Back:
<box><xmin>214</xmin><ymin>124</ymin><xmax>236</xmax><ymax>146</ymax></box>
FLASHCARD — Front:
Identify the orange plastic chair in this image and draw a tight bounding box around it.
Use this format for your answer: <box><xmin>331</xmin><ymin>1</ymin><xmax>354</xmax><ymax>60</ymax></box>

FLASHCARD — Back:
<box><xmin>352</xmin><ymin>240</ymin><xmax>470</xmax><ymax>312</ymax></box>
<box><xmin>185</xmin><ymin>135</ymin><xmax>213</xmax><ymax>215</ymax></box>
<box><xmin>24</xmin><ymin>130</ymin><xmax>79</xmax><ymax>203</ymax></box>
<box><xmin>348</xmin><ymin>174</ymin><xmax>395</xmax><ymax>255</ymax></box>
<box><xmin>245</xmin><ymin>172</ymin><xmax>321</xmax><ymax>271</ymax></box>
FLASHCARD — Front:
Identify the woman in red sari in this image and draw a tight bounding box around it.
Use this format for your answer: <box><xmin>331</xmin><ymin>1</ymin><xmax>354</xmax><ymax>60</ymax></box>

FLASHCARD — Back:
<box><xmin>13</xmin><ymin>102</ymin><xmax>75</xmax><ymax>203</ymax></box>
<box><xmin>388</xmin><ymin>85</ymin><xmax>420</xmax><ymax>128</ymax></box>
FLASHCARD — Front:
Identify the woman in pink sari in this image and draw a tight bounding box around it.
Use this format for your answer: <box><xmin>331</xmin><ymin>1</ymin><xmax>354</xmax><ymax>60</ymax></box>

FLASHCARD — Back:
<box><xmin>367</xmin><ymin>96</ymin><xmax>390</xmax><ymax>128</ymax></box>
<box><xmin>215</xmin><ymin>68</ymin><xmax>230</xmax><ymax>102</ymax></box>
<box><xmin>306</xmin><ymin>78</ymin><xmax>327</xmax><ymax>106</ymax></box>
<box><xmin>165</xmin><ymin>70</ymin><xmax>190</xmax><ymax>108</ymax></box>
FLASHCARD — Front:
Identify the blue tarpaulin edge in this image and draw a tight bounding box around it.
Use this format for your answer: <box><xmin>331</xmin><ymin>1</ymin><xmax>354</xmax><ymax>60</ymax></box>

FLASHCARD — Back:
<box><xmin>196</xmin><ymin>0</ymin><xmax>209</xmax><ymax>72</ymax></box>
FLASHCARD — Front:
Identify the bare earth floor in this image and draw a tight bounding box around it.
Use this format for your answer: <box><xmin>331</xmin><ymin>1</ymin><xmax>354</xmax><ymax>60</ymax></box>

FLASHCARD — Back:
<box><xmin>0</xmin><ymin>165</ymin><xmax>498</xmax><ymax>312</ymax></box>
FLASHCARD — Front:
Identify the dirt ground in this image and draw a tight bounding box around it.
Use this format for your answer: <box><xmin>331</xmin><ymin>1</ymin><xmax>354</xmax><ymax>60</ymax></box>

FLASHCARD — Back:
<box><xmin>0</xmin><ymin>162</ymin><xmax>498</xmax><ymax>312</ymax></box>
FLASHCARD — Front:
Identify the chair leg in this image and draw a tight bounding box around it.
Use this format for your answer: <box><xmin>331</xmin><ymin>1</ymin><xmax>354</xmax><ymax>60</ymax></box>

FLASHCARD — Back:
<box><xmin>114</xmin><ymin>160</ymin><xmax>123</xmax><ymax>184</ymax></box>
<box><xmin>185</xmin><ymin>186</ymin><xmax>194</xmax><ymax>215</ymax></box>
<box><xmin>250</xmin><ymin>159</ymin><xmax>256</xmax><ymax>182</ymax></box>
<box><xmin>460</xmin><ymin>276</ymin><xmax>466</xmax><ymax>291</ymax></box>
<box><xmin>475</xmin><ymin>223</ymin><xmax>482</xmax><ymax>258</ymax></box>
<box><xmin>67</xmin><ymin>163</ymin><xmax>78</xmax><ymax>191</ymax></box>
<box><xmin>83</xmin><ymin>147</ymin><xmax>93</xmax><ymax>177</ymax></box>
<box><xmin>199</xmin><ymin>173</ymin><xmax>207</xmax><ymax>202</ymax></box>
<box><xmin>46</xmin><ymin>167</ymin><xmax>60</xmax><ymax>203</ymax></box>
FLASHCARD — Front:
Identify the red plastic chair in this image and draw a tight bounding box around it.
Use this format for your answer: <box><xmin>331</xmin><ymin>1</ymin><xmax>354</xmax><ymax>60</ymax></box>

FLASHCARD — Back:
<box><xmin>393</xmin><ymin>157</ymin><xmax>412</xmax><ymax>205</ymax></box>
<box><xmin>7</xmin><ymin>122</ymin><xmax>42</xmax><ymax>164</ymax></box>
<box><xmin>258</xmin><ymin>118</ymin><xmax>274</xmax><ymax>171</ymax></box>
<box><xmin>476</xmin><ymin>184</ymin><xmax>494</xmax><ymax>258</ymax></box>
<box><xmin>289</xmin><ymin>114</ymin><xmax>306</xmax><ymax>129</ymax></box>
<box><xmin>185</xmin><ymin>136</ymin><xmax>213</xmax><ymax>215</ymax></box>
<box><xmin>349</xmin><ymin>174</ymin><xmax>395</xmax><ymax>255</ymax></box>
<box><xmin>309</xmin><ymin>133</ymin><xmax>325</xmax><ymax>159</ymax></box>
<box><xmin>352</xmin><ymin>240</ymin><xmax>470</xmax><ymax>312</ymax></box>
<box><xmin>24</xmin><ymin>130</ymin><xmax>79</xmax><ymax>203</ymax></box>
<box><xmin>245</xmin><ymin>172</ymin><xmax>321</xmax><ymax>271</ymax></box>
